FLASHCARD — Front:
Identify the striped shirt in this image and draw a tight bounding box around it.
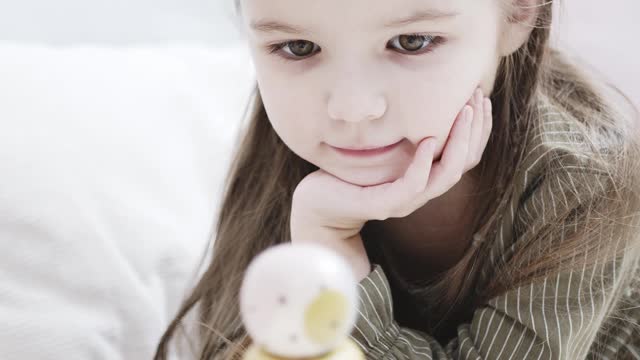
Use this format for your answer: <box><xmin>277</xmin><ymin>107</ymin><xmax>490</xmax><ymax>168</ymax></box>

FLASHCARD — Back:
<box><xmin>349</xmin><ymin>99</ymin><xmax>640</xmax><ymax>359</ymax></box>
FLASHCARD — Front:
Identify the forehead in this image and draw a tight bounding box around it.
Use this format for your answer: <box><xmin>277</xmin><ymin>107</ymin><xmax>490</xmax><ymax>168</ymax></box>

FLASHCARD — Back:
<box><xmin>241</xmin><ymin>0</ymin><xmax>471</xmax><ymax>35</ymax></box>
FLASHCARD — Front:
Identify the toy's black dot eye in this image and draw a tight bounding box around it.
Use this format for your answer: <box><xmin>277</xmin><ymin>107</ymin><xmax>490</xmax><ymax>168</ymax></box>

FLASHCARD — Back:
<box><xmin>278</xmin><ymin>295</ymin><xmax>287</xmax><ymax>305</ymax></box>
<box><xmin>290</xmin><ymin>334</ymin><xmax>298</xmax><ymax>343</ymax></box>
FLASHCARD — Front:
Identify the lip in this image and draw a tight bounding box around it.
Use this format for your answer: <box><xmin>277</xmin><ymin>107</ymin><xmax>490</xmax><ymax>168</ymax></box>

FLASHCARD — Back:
<box><xmin>330</xmin><ymin>139</ymin><xmax>404</xmax><ymax>157</ymax></box>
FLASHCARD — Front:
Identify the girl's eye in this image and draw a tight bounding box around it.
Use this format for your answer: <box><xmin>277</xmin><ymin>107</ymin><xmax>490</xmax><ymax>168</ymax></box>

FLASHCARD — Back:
<box><xmin>268</xmin><ymin>40</ymin><xmax>320</xmax><ymax>60</ymax></box>
<box><xmin>267</xmin><ymin>34</ymin><xmax>444</xmax><ymax>62</ymax></box>
<box><xmin>388</xmin><ymin>34</ymin><xmax>443</xmax><ymax>54</ymax></box>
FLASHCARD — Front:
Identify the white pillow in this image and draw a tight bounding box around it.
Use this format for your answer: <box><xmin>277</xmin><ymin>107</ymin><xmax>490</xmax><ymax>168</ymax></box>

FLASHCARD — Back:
<box><xmin>0</xmin><ymin>43</ymin><xmax>255</xmax><ymax>359</ymax></box>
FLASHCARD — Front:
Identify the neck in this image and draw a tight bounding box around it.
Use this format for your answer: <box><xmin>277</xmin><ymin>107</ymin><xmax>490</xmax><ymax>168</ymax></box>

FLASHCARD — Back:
<box><xmin>371</xmin><ymin>171</ymin><xmax>484</xmax><ymax>283</ymax></box>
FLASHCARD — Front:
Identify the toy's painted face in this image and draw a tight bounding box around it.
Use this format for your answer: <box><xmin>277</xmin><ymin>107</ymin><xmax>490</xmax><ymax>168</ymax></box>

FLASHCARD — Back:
<box><xmin>240</xmin><ymin>244</ymin><xmax>359</xmax><ymax>358</ymax></box>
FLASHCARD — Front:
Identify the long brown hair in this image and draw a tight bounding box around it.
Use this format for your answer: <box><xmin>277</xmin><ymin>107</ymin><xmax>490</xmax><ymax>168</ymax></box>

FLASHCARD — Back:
<box><xmin>155</xmin><ymin>1</ymin><xmax>640</xmax><ymax>358</ymax></box>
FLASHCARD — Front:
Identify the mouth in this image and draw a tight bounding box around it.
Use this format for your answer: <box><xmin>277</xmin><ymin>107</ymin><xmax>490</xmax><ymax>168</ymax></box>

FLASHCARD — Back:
<box><xmin>330</xmin><ymin>139</ymin><xmax>404</xmax><ymax>158</ymax></box>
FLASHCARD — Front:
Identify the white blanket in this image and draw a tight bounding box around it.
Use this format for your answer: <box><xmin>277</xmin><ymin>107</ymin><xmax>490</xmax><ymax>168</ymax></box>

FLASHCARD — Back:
<box><xmin>0</xmin><ymin>43</ymin><xmax>255</xmax><ymax>359</ymax></box>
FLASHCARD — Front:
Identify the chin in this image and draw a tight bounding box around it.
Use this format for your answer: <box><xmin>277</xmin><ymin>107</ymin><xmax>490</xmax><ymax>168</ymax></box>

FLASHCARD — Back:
<box><xmin>329</xmin><ymin>166</ymin><xmax>403</xmax><ymax>187</ymax></box>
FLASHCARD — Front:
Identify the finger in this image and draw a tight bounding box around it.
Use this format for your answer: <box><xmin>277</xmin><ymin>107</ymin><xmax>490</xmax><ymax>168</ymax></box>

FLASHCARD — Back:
<box><xmin>407</xmin><ymin>137</ymin><xmax>438</xmax><ymax>193</ymax></box>
<box><xmin>465</xmin><ymin>89</ymin><xmax>484</xmax><ymax>168</ymax></box>
<box><xmin>426</xmin><ymin>105</ymin><xmax>472</xmax><ymax>198</ymax></box>
<box><xmin>359</xmin><ymin>137</ymin><xmax>436</xmax><ymax>219</ymax></box>
<box><xmin>478</xmin><ymin>97</ymin><xmax>493</xmax><ymax>154</ymax></box>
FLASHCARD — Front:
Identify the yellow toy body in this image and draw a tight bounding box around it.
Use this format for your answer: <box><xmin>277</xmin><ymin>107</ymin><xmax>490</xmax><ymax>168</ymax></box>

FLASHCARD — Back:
<box><xmin>243</xmin><ymin>339</ymin><xmax>364</xmax><ymax>360</ymax></box>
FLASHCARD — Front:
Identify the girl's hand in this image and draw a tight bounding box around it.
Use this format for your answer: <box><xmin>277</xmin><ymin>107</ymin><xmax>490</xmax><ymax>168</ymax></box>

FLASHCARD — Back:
<box><xmin>290</xmin><ymin>88</ymin><xmax>493</xmax><ymax>281</ymax></box>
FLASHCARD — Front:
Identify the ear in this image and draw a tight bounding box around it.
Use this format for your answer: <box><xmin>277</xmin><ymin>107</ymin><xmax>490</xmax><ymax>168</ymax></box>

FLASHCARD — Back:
<box><xmin>498</xmin><ymin>0</ymin><xmax>541</xmax><ymax>56</ymax></box>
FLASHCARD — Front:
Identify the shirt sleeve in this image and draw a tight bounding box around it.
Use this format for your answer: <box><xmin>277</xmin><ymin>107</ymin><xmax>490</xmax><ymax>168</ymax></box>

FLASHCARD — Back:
<box><xmin>349</xmin><ymin>260</ymin><xmax>621</xmax><ymax>359</ymax></box>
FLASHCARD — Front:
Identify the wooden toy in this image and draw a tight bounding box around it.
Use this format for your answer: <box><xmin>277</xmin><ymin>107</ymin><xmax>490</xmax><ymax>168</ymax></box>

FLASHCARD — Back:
<box><xmin>240</xmin><ymin>243</ymin><xmax>365</xmax><ymax>360</ymax></box>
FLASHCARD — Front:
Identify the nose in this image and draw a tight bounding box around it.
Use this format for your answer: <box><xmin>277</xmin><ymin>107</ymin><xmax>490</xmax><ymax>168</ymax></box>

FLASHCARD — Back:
<box><xmin>326</xmin><ymin>66</ymin><xmax>387</xmax><ymax>124</ymax></box>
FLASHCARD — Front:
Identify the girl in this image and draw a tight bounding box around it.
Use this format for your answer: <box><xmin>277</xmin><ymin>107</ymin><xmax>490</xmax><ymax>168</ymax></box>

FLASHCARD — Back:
<box><xmin>156</xmin><ymin>0</ymin><xmax>640</xmax><ymax>358</ymax></box>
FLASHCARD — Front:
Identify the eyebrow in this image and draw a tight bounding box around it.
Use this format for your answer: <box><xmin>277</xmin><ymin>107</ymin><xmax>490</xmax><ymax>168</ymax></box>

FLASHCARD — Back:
<box><xmin>250</xmin><ymin>9</ymin><xmax>460</xmax><ymax>35</ymax></box>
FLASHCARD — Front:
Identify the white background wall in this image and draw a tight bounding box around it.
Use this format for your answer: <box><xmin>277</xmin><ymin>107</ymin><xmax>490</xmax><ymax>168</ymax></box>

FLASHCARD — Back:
<box><xmin>551</xmin><ymin>0</ymin><xmax>639</xmax><ymax>105</ymax></box>
<box><xmin>0</xmin><ymin>0</ymin><xmax>242</xmax><ymax>45</ymax></box>
<box><xmin>0</xmin><ymin>0</ymin><xmax>637</xmax><ymax>102</ymax></box>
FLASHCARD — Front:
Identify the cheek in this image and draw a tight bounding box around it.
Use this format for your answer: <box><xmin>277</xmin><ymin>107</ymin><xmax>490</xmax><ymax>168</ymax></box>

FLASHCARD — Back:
<box><xmin>396</xmin><ymin>41</ymin><xmax>498</xmax><ymax>146</ymax></box>
<box><xmin>255</xmin><ymin>71</ymin><xmax>321</xmax><ymax>160</ymax></box>
<box><xmin>394</xmin><ymin>69</ymin><xmax>477</xmax><ymax>145</ymax></box>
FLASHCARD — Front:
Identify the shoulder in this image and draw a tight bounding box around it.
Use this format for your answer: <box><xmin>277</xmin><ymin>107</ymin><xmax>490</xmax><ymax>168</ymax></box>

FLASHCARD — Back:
<box><xmin>493</xmin><ymin>91</ymin><xmax>637</xmax><ymax>265</ymax></box>
<box><xmin>514</xmin><ymin>91</ymin><xmax>634</xmax><ymax>207</ymax></box>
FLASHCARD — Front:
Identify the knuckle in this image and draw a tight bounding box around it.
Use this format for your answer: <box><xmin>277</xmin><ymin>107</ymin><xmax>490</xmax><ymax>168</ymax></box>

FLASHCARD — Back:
<box><xmin>396</xmin><ymin>209</ymin><xmax>411</xmax><ymax>218</ymax></box>
<box><xmin>451</xmin><ymin>174</ymin><xmax>462</xmax><ymax>186</ymax></box>
<box><xmin>398</xmin><ymin>207</ymin><xmax>412</xmax><ymax>218</ymax></box>
<box><xmin>390</xmin><ymin>205</ymin><xmax>410</xmax><ymax>219</ymax></box>
<box><xmin>375</xmin><ymin>207</ymin><xmax>391</xmax><ymax>221</ymax></box>
<box><xmin>468</xmin><ymin>154</ymin><xmax>476</xmax><ymax>166</ymax></box>
<box><xmin>388</xmin><ymin>205</ymin><xmax>402</xmax><ymax>218</ymax></box>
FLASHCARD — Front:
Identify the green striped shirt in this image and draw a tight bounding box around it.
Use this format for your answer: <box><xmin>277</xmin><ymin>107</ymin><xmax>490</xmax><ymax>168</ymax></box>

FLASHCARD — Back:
<box><xmin>349</xmin><ymin>99</ymin><xmax>640</xmax><ymax>359</ymax></box>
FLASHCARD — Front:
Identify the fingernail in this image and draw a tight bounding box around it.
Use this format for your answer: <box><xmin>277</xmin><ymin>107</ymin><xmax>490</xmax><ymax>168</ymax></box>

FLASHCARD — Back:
<box><xmin>421</xmin><ymin>138</ymin><xmax>435</xmax><ymax>151</ymax></box>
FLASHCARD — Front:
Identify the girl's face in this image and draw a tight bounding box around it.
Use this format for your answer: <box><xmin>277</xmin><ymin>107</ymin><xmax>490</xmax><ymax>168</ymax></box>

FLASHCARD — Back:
<box><xmin>241</xmin><ymin>0</ymin><xmax>507</xmax><ymax>186</ymax></box>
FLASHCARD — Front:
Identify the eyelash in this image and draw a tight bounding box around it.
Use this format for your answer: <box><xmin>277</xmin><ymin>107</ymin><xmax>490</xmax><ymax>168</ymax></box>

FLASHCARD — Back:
<box><xmin>266</xmin><ymin>33</ymin><xmax>446</xmax><ymax>62</ymax></box>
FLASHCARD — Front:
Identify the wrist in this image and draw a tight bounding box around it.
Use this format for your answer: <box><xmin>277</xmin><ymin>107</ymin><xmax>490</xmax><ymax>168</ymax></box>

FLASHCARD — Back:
<box><xmin>292</xmin><ymin>227</ymin><xmax>371</xmax><ymax>282</ymax></box>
